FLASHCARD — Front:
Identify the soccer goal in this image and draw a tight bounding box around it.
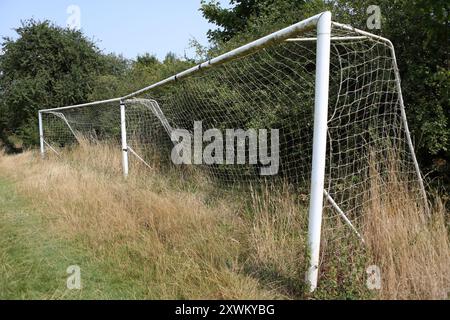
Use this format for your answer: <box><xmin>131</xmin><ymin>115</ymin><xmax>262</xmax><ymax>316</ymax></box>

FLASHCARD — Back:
<box><xmin>38</xmin><ymin>12</ymin><xmax>428</xmax><ymax>291</ymax></box>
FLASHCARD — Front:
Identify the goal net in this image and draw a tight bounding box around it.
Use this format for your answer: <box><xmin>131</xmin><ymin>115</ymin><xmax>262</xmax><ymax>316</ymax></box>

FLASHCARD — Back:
<box><xmin>38</xmin><ymin>12</ymin><xmax>427</xmax><ymax>290</ymax></box>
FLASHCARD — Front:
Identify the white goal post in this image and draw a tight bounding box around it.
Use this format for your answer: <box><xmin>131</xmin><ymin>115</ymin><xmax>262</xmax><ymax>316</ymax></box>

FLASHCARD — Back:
<box><xmin>38</xmin><ymin>12</ymin><xmax>428</xmax><ymax>291</ymax></box>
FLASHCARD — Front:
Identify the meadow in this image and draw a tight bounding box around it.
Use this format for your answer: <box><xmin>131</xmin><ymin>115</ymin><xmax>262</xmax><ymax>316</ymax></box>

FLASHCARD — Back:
<box><xmin>0</xmin><ymin>142</ymin><xmax>448</xmax><ymax>299</ymax></box>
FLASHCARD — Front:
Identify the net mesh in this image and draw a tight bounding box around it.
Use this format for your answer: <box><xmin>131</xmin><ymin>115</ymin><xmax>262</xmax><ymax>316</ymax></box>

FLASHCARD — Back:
<box><xmin>40</xmin><ymin>24</ymin><xmax>424</xmax><ymax>235</ymax></box>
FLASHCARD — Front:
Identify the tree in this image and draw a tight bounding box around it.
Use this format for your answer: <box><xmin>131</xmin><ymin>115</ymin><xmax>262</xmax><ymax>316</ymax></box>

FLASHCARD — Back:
<box><xmin>135</xmin><ymin>53</ymin><xmax>160</xmax><ymax>68</ymax></box>
<box><xmin>201</xmin><ymin>0</ymin><xmax>449</xmax><ymax>185</ymax></box>
<box><xmin>0</xmin><ymin>20</ymin><xmax>106</xmax><ymax>147</ymax></box>
<box><xmin>200</xmin><ymin>0</ymin><xmax>315</xmax><ymax>44</ymax></box>
<box><xmin>87</xmin><ymin>51</ymin><xmax>194</xmax><ymax>101</ymax></box>
<box><xmin>201</xmin><ymin>0</ymin><xmax>261</xmax><ymax>43</ymax></box>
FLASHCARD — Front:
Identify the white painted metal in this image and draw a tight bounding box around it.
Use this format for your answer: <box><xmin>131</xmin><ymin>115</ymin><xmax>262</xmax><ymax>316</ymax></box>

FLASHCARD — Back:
<box><xmin>39</xmin><ymin>13</ymin><xmax>324</xmax><ymax>175</ymax></box>
<box><xmin>43</xmin><ymin>139</ymin><xmax>60</xmax><ymax>157</ymax></box>
<box><xmin>324</xmin><ymin>189</ymin><xmax>365</xmax><ymax>243</ymax></box>
<box><xmin>124</xmin><ymin>98</ymin><xmax>174</xmax><ymax>137</ymax></box>
<box><xmin>38</xmin><ymin>14</ymin><xmax>322</xmax><ymax>119</ymax></box>
<box><xmin>307</xmin><ymin>11</ymin><xmax>332</xmax><ymax>292</ymax></box>
<box><xmin>121</xmin><ymin>13</ymin><xmax>323</xmax><ymax>100</ymax></box>
<box><xmin>285</xmin><ymin>36</ymin><xmax>367</xmax><ymax>42</ymax></box>
<box><xmin>390</xmin><ymin>44</ymin><xmax>430</xmax><ymax>214</ymax></box>
<box><xmin>39</xmin><ymin>97</ymin><xmax>122</xmax><ymax>113</ymax></box>
<box><xmin>128</xmin><ymin>146</ymin><xmax>153</xmax><ymax>170</ymax></box>
<box><xmin>39</xmin><ymin>14</ymin><xmax>324</xmax><ymax>122</ymax></box>
<box><xmin>38</xmin><ymin>111</ymin><xmax>45</xmax><ymax>158</ymax></box>
<box><xmin>331</xmin><ymin>21</ymin><xmax>429</xmax><ymax>213</ymax></box>
<box><xmin>48</xmin><ymin>111</ymin><xmax>80</xmax><ymax>143</ymax></box>
<box><xmin>120</xmin><ymin>102</ymin><xmax>129</xmax><ymax>177</ymax></box>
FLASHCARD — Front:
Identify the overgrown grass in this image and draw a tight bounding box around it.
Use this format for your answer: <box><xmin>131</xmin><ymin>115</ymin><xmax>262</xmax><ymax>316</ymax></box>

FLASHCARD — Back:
<box><xmin>0</xmin><ymin>177</ymin><xmax>161</xmax><ymax>299</ymax></box>
<box><xmin>0</xmin><ymin>143</ymin><xmax>448</xmax><ymax>299</ymax></box>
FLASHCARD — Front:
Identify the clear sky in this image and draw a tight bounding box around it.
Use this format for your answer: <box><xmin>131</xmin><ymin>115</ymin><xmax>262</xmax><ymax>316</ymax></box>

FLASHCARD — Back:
<box><xmin>0</xmin><ymin>0</ymin><xmax>228</xmax><ymax>60</ymax></box>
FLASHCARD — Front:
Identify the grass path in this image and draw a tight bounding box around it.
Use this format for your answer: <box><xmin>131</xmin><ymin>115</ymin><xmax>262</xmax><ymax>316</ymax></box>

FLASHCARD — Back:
<box><xmin>0</xmin><ymin>176</ymin><xmax>148</xmax><ymax>299</ymax></box>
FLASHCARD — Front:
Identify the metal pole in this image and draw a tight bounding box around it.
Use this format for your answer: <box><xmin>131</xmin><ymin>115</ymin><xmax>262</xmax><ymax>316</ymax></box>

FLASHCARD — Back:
<box><xmin>38</xmin><ymin>14</ymin><xmax>325</xmax><ymax>110</ymax></box>
<box><xmin>39</xmin><ymin>97</ymin><xmax>122</xmax><ymax>113</ymax></box>
<box><xmin>120</xmin><ymin>102</ymin><xmax>129</xmax><ymax>177</ymax></box>
<box><xmin>38</xmin><ymin>111</ymin><xmax>45</xmax><ymax>158</ymax></box>
<box><xmin>307</xmin><ymin>11</ymin><xmax>332</xmax><ymax>292</ymax></box>
<box><xmin>323</xmin><ymin>190</ymin><xmax>365</xmax><ymax>243</ymax></box>
<box><xmin>121</xmin><ymin>13</ymin><xmax>323</xmax><ymax>100</ymax></box>
<box><xmin>331</xmin><ymin>21</ymin><xmax>429</xmax><ymax>214</ymax></box>
<box><xmin>387</xmin><ymin>42</ymin><xmax>430</xmax><ymax>214</ymax></box>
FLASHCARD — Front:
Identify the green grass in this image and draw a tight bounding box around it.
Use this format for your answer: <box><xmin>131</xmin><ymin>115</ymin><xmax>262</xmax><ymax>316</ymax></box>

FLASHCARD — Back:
<box><xmin>0</xmin><ymin>177</ymin><xmax>151</xmax><ymax>299</ymax></box>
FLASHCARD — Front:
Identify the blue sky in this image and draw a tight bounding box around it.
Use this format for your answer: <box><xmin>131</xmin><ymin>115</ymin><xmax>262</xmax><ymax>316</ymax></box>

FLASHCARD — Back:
<box><xmin>0</xmin><ymin>0</ymin><xmax>229</xmax><ymax>60</ymax></box>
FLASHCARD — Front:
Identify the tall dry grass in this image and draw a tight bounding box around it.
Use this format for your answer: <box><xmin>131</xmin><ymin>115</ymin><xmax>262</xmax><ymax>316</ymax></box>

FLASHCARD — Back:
<box><xmin>0</xmin><ymin>144</ymin><xmax>274</xmax><ymax>299</ymax></box>
<box><xmin>0</xmin><ymin>141</ymin><xmax>448</xmax><ymax>299</ymax></box>
<box><xmin>362</xmin><ymin>156</ymin><xmax>450</xmax><ymax>299</ymax></box>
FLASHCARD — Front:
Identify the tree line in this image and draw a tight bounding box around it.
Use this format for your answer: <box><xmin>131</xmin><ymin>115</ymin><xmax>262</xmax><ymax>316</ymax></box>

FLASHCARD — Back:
<box><xmin>0</xmin><ymin>0</ymin><xmax>447</xmax><ymax>187</ymax></box>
